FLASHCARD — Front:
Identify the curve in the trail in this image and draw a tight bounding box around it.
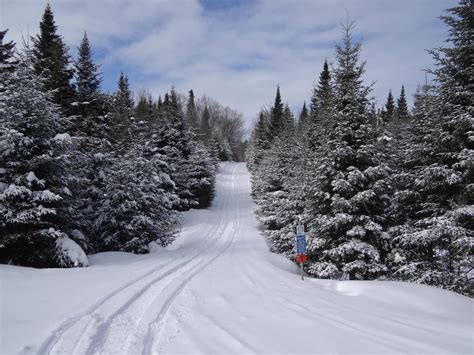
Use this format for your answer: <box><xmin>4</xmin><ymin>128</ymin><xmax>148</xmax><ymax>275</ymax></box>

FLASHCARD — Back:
<box><xmin>39</xmin><ymin>164</ymin><xmax>239</xmax><ymax>355</ymax></box>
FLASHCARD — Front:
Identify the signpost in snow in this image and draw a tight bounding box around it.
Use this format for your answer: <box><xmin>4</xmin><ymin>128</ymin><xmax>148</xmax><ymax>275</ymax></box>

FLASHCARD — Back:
<box><xmin>295</xmin><ymin>225</ymin><xmax>307</xmax><ymax>281</ymax></box>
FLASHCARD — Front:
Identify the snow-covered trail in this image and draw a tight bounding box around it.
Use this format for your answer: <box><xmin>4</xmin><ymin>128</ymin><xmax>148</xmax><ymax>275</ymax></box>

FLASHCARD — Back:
<box><xmin>156</xmin><ymin>163</ymin><xmax>472</xmax><ymax>354</ymax></box>
<box><xmin>1</xmin><ymin>162</ymin><xmax>472</xmax><ymax>354</ymax></box>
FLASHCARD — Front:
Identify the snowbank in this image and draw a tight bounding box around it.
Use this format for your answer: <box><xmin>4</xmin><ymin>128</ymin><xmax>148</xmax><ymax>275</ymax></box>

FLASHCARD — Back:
<box><xmin>55</xmin><ymin>236</ymin><xmax>89</xmax><ymax>267</ymax></box>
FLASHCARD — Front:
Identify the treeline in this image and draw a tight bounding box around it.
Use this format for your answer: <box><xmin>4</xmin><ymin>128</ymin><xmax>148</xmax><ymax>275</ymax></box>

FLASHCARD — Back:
<box><xmin>247</xmin><ymin>1</ymin><xmax>472</xmax><ymax>296</ymax></box>
<box><xmin>0</xmin><ymin>4</ymin><xmax>244</xmax><ymax>268</ymax></box>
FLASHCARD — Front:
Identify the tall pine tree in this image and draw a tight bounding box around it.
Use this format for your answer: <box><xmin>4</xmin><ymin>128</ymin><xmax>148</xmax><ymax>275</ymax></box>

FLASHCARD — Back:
<box><xmin>270</xmin><ymin>85</ymin><xmax>284</xmax><ymax>140</ymax></box>
<box><xmin>186</xmin><ymin>89</ymin><xmax>198</xmax><ymax>129</ymax></box>
<box><xmin>307</xmin><ymin>60</ymin><xmax>333</xmax><ymax>152</ymax></box>
<box><xmin>297</xmin><ymin>102</ymin><xmax>309</xmax><ymax>132</ymax></box>
<box><xmin>305</xmin><ymin>22</ymin><xmax>389</xmax><ymax>280</ymax></box>
<box><xmin>0</xmin><ymin>29</ymin><xmax>17</xmax><ymax>72</ymax></box>
<box><xmin>32</xmin><ymin>3</ymin><xmax>75</xmax><ymax>113</ymax></box>
<box><xmin>396</xmin><ymin>85</ymin><xmax>409</xmax><ymax>121</ymax></box>
<box><xmin>310</xmin><ymin>59</ymin><xmax>331</xmax><ymax>118</ymax></box>
<box><xmin>382</xmin><ymin>90</ymin><xmax>395</xmax><ymax>123</ymax></box>
<box><xmin>110</xmin><ymin>71</ymin><xmax>134</xmax><ymax>153</ymax></box>
<box><xmin>74</xmin><ymin>31</ymin><xmax>102</xmax><ymax>118</ymax></box>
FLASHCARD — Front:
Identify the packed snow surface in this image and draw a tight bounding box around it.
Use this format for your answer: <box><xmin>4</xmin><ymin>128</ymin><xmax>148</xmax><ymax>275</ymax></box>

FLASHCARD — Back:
<box><xmin>1</xmin><ymin>163</ymin><xmax>472</xmax><ymax>354</ymax></box>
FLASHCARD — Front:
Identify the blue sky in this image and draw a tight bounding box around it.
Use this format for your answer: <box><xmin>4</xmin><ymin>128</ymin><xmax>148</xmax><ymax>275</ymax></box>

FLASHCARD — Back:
<box><xmin>2</xmin><ymin>0</ymin><xmax>454</xmax><ymax>128</ymax></box>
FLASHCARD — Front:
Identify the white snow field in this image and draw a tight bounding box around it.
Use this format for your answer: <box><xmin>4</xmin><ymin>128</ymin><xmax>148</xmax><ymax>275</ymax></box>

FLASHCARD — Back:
<box><xmin>1</xmin><ymin>163</ymin><xmax>472</xmax><ymax>354</ymax></box>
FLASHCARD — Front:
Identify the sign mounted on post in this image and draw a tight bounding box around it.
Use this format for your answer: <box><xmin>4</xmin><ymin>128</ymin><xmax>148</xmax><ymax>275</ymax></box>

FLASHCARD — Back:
<box><xmin>295</xmin><ymin>225</ymin><xmax>307</xmax><ymax>281</ymax></box>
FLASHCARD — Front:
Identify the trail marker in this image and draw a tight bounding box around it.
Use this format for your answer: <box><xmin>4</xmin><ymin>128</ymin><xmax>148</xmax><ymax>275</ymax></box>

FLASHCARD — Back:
<box><xmin>296</xmin><ymin>235</ymin><xmax>307</xmax><ymax>254</ymax></box>
<box><xmin>295</xmin><ymin>225</ymin><xmax>307</xmax><ymax>281</ymax></box>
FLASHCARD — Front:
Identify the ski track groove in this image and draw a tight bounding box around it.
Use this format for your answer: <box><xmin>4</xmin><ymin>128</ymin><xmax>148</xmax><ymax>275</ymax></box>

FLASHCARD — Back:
<box><xmin>45</xmin><ymin>235</ymin><xmax>216</xmax><ymax>355</ymax></box>
<box><xmin>99</xmin><ymin>165</ymin><xmax>237</xmax><ymax>354</ymax></box>
<box><xmin>148</xmin><ymin>165</ymin><xmax>239</xmax><ymax>354</ymax></box>
<box><xmin>39</xmin><ymin>164</ymin><xmax>239</xmax><ymax>355</ymax></box>
<box><xmin>38</xmin><ymin>254</ymin><xmax>201</xmax><ymax>354</ymax></box>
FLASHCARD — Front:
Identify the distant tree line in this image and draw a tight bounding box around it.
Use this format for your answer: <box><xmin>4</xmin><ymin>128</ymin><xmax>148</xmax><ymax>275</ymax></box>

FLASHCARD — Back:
<box><xmin>247</xmin><ymin>0</ymin><xmax>472</xmax><ymax>297</ymax></box>
<box><xmin>0</xmin><ymin>4</ymin><xmax>245</xmax><ymax>268</ymax></box>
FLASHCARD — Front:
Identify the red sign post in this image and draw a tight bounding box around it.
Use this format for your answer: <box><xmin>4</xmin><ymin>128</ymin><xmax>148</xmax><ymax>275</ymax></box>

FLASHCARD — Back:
<box><xmin>295</xmin><ymin>225</ymin><xmax>307</xmax><ymax>281</ymax></box>
<box><xmin>296</xmin><ymin>254</ymin><xmax>308</xmax><ymax>264</ymax></box>
<box><xmin>296</xmin><ymin>253</ymin><xmax>307</xmax><ymax>280</ymax></box>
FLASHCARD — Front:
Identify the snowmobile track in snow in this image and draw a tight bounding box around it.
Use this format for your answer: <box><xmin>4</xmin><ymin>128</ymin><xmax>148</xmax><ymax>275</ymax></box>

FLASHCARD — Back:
<box><xmin>38</xmin><ymin>165</ymin><xmax>239</xmax><ymax>355</ymax></box>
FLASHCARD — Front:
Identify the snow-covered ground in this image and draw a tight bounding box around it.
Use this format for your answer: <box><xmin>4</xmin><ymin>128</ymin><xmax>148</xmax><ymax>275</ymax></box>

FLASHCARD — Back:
<box><xmin>1</xmin><ymin>163</ymin><xmax>472</xmax><ymax>354</ymax></box>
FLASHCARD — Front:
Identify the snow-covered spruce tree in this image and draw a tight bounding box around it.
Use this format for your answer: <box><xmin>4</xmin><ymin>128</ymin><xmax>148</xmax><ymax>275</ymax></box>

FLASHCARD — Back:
<box><xmin>255</xmin><ymin>136</ymin><xmax>307</xmax><ymax>258</ymax></box>
<box><xmin>200</xmin><ymin>105</ymin><xmax>220</xmax><ymax>163</ymax></box>
<box><xmin>92</xmin><ymin>87</ymin><xmax>180</xmax><ymax>252</ymax></box>
<box><xmin>185</xmin><ymin>141</ymin><xmax>217</xmax><ymax>208</ymax></box>
<box><xmin>63</xmin><ymin>33</ymin><xmax>111</xmax><ymax>250</ymax></box>
<box><xmin>109</xmin><ymin>71</ymin><xmax>134</xmax><ymax>155</ymax></box>
<box><xmin>157</xmin><ymin>90</ymin><xmax>195</xmax><ymax>210</ymax></box>
<box><xmin>249</xmin><ymin>87</ymin><xmax>288</xmax><ymax>202</ymax></box>
<box><xmin>249</xmin><ymin>90</ymin><xmax>309</xmax><ymax>257</ymax></box>
<box><xmin>73</xmin><ymin>31</ymin><xmax>105</xmax><ymax>119</ymax></box>
<box><xmin>147</xmin><ymin>89</ymin><xmax>215</xmax><ymax>211</ymax></box>
<box><xmin>246</xmin><ymin>110</ymin><xmax>271</xmax><ymax>173</ymax></box>
<box><xmin>0</xmin><ymin>49</ymin><xmax>88</xmax><ymax>267</ymax></box>
<box><xmin>396</xmin><ymin>85</ymin><xmax>409</xmax><ymax>121</ymax></box>
<box><xmin>295</xmin><ymin>58</ymin><xmax>335</xmax><ymax>236</ymax></box>
<box><xmin>186</xmin><ymin>89</ymin><xmax>198</xmax><ymax>130</ymax></box>
<box><xmin>179</xmin><ymin>94</ymin><xmax>217</xmax><ymax>209</ymax></box>
<box><xmin>248</xmin><ymin>62</ymin><xmax>334</xmax><ymax>261</ymax></box>
<box><xmin>200</xmin><ymin>105</ymin><xmax>212</xmax><ymax>145</ymax></box>
<box><xmin>32</xmin><ymin>3</ymin><xmax>75</xmax><ymax>114</ymax></box>
<box><xmin>310</xmin><ymin>59</ymin><xmax>332</xmax><ymax>119</ymax></box>
<box><xmin>132</xmin><ymin>90</ymin><xmax>160</xmax><ymax>150</ymax></box>
<box><xmin>389</xmin><ymin>0</ymin><xmax>473</xmax><ymax>296</ymax></box>
<box><xmin>305</xmin><ymin>23</ymin><xmax>390</xmax><ymax>281</ymax></box>
<box><xmin>0</xmin><ymin>29</ymin><xmax>17</xmax><ymax>73</ymax></box>
<box><xmin>135</xmin><ymin>91</ymin><xmax>154</xmax><ymax>123</ymax></box>
<box><xmin>381</xmin><ymin>90</ymin><xmax>395</xmax><ymax>124</ymax></box>
<box><xmin>182</xmin><ymin>91</ymin><xmax>217</xmax><ymax>207</ymax></box>
<box><xmin>297</xmin><ymin>102</ymin><xmax>309</xmax><ymax>133</ymax></box>
<box><xmin>253</xmin><ymin>109</ymin><xmax>298</xmax><ymax>250</ymax></box>
<box><xmin>283</xmin><ymin>104</ymin><xmax>294</xmax><ymax>130</ymax></box>
<box><xmin>251</xmin><ymin>89</ymin><xmax>290</xmax><ymax>201</ymax></box>
<box><xmin>306</xmin><ymin>60</ymin><xmax>333</xmax><ymax>152</ymax></box>
<box><xmin>383</xmin><ymin>83</ymin><xmax>437</xmax><ymax>234</ymax></box>
<box><xmin>93</xmin><ymin>150</ymin><xmax>179</xmax><ymax>253</ymax></box>
<box><xmin>134</xmin><ymin>89</ymin><xmax>218</xmax><ymax>213</ymax></box>
<box><xmin>269</xmin><ymin>86</ymin><xmax>285</xmax><ymax>141</ymax></box>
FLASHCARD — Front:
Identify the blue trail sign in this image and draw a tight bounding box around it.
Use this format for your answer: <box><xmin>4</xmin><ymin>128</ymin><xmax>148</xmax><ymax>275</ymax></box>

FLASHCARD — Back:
<box><xmin>296</xmin><ymin>234</ymin><xmax>306</xmax><ymax>254</ymax></box>
<box><xmin>295</xmin><ymin>225</ymin><xmax>307</xmax><ymax>281</ymax></box>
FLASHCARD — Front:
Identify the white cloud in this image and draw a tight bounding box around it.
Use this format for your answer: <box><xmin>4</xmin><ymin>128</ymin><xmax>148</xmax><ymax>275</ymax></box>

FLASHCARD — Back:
<box><xmin>1</xmin><ymin>0</ymin><xmax>455</xmax><ymax>127</ymax></box>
